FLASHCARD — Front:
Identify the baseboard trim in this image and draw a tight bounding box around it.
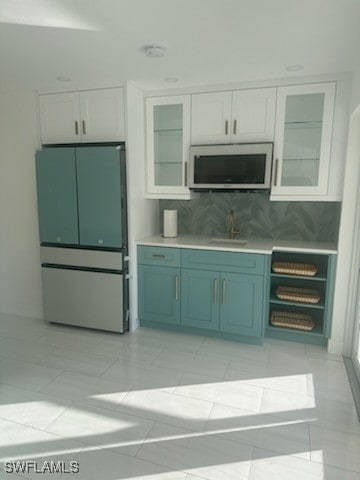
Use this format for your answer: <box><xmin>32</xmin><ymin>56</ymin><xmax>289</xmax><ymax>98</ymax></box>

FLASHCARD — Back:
<box><xmin>343</xmin><ymin>356</ymin><xmax>360</xmax><ymax>421</ymax></box>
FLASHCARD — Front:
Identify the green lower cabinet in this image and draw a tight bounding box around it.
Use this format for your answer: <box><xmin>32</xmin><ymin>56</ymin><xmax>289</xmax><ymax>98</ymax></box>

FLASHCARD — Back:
<box><xmin>219</xmin><ymin>272</ymin><xmax>264</xmax><ymax>337</ymax></box>
<box><xmin>181</xmin><ymin>269</ymin><xmax>220</xmax><ymax>330</ymax></box>
<box><xmin>137</xmin><ymin>246</ymin><xmax>266</xmax><ymax>343</ymax></box>
<box><xmin>138</xmin><ymin>265</ymin><xmax>180</xmax><ymax>325</ymax></box>
<box><xmin>181</xmin><ymin>268</ymin><xmax>263</xmax><ymax>338</ymax></box>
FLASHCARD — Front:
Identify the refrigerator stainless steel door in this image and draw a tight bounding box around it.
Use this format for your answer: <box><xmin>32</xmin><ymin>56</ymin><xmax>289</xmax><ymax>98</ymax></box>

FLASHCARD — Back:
<box><xmin>41</xmin><ymin>247</ymin><xmax>127</xmax><ymax>333</ymax></box>
<box><xmin>42</xmin><ymin>266</ymin><xmax>124</xmax><ymax>333</ymax></box>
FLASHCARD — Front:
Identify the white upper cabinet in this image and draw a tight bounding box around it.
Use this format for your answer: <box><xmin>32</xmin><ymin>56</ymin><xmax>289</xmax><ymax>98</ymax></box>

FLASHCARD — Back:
<box><xmin>146</xmin><ymin>95</ymin><xmax>192</xmax><ymax>199</ymax></box>
<box><xmin>191</xmin><ymin>92</ymin><xmax>232</xmax><ymax>144</ymax></box>
<box><xmin>231</xmin><ymin>88</ymin><xmax>276</xmax><ymax>142</ymax></box>
<box><xmin>191</xmin><ymin>88</ymin><xmax>276</xmax><ymax>145</ymax></box>
<box><xmin>271</xmin><ymin>82</ymin><xmax>336</xmax><ymax>199</ymax></box>
<box><xmin>79</xmin><ymin>88</ymin><xmax>125</xmax><ymax>142</ymax></box>
<box><xmin>39</xmin><ymin>88</ymin><xmax>125</xmax><ymax>144</ymax></box>
<box><xmin>39</xmin><ymin>92</ymin><xmax>81</xmax><ymax>144</ymax></box>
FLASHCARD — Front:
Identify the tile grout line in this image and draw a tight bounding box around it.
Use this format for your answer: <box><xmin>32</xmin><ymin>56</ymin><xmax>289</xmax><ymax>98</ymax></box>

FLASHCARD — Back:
<box><xmin>257</xmin><ymin>386</ymin><xmax>266</xmax><ymax>414</ymax></box>
<box><xmin>98</xmin><ymin>355</ymin><xmax>120</xmax><ymax>378</ymax></box>
<box><xmin>247</xmin><ymin>445</ymin><xmax>256</xmax><ymax>480</ymax></box>
<box><xmin>202</xmin><ymin>401</ymin><xmax>216</xmax><ymax>434</ymax></box>
<box><xmin>0</xmin><ymin>416</ymin><xmax>88</xmax><ymax>448</ymax></box>
<box><xmin>43</xmin><ymin>400</ymin><xmax>77</xmax><ymax>432</ymax></box>
<box><xmin>222</xmin><ymin>356</ymin><xmax>232</xmax><ymax>379</ymax></box>
<box><xmin>307</xmin><ymin>422</ymin><xmax>313</xmax><ymax>462</ymax></box>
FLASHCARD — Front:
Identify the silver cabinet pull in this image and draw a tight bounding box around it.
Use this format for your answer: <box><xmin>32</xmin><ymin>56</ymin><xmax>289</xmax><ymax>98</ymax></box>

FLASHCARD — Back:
<box><xmin>152</xmin><ymin>254</ymin><xmax>165</xmax><ymax>259</ymax></box>
<box><xmin>225</xmin><ymin>120</ymin><xmax>229</xmax><ymax>135</ymax></box>
<box><xmin>82</xmin><ymin>120</ymin><xmax>86</xmax><ymax>135</ymax></box>
<box><xmin>233</xmin><ymin>119</ymin><xmax>237</xmax><ymax>135</ymax></box>
<box><xmin>274</xmin><ymin>159</ymin><xmax>279</xmax><ymax>186</ymax></box>
<box><xmin>175</xmin><ymin>275</ymin><xmax>179</xmax><ymax>300</ymax></box>
<box><xmin>75</xmin><ymin>121</ymin><xmax>79</xmax><ymax>135</ymax></box>
<box><xmin>98</xmin><ymin>239</ymin><xmax>104</xmax><ymax>244</ymax></box>
<box><xmin>221</xmin><ymin>279</ymin><xmax>226</xmax><ymax>304</ymax></box>
<box><xmin>213</xmin><ymin>279</ymin><xmax>218</xmax><ymax>304</ymax></box>
<box><xmin>184</xmin><ymin>162</ymin><xmax>188</xmax><ymax>187</ymax></box>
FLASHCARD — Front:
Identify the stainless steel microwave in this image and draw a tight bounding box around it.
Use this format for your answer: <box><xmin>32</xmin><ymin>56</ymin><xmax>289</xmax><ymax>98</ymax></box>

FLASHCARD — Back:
<box><xmin>188</xmin><ymin>143</ymin><xmax>273</xmax><ymax>190</ymax></box>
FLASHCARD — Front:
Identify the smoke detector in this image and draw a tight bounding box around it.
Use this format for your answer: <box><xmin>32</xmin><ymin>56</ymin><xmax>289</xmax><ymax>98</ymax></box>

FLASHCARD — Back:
<box><xmin>144</xmin><ymin>44</ymin><xmax>166</xmax><ymax>58</ymax></box>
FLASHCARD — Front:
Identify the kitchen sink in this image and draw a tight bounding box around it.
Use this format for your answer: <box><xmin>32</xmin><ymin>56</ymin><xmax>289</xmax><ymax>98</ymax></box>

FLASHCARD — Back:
<box><xmin>209</xmin><ymin>238</ymin><xmax>248</xmax><ymax>247</ymax></box>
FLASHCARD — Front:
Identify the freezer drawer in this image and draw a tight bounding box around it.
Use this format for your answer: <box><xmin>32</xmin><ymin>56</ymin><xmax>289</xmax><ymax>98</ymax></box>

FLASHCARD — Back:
<box><xmin>42</xmin><ymin>267</ymin><xmax>124</xmax><ymax>332</ymax></box>
<box><xmin>40</xmin><ymin>246</ymin><xmax>123</xmax><ymax>270</ymax></box>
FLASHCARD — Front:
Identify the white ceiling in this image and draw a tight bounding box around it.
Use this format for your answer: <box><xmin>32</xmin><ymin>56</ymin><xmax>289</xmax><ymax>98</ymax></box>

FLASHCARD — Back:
<box><xmin>0</xmin><ymin>0</ymin><xmax>359</xmax><ymax>92</ymax></box>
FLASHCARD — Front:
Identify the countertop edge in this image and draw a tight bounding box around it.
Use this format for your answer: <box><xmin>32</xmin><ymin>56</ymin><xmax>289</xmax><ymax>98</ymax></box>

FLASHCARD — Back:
<box><xmin>136</xmin><ymin>237</ymin><xmax>337</xmax><ymax>255</ymax></box>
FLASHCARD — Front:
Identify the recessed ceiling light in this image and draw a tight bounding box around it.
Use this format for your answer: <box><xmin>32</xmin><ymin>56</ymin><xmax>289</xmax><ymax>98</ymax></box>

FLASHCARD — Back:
<box><xmin>56</xmin><ymin>75</ymin><xmax>71</xmax><ymax>82</ymax></box>
<box><xmin>286</xmin><ymin>65</ymin><xmax>304</xmax><ymax>72</ymax></box>
<box><xmin>144</xmin><ymin>44</ymin><xmax>166</xmax><ymax>58</ymax></box>
<box><xmin>164</xmin><ymin>77</ymin><xmax>178</xmax><ymax>83</ymax></box>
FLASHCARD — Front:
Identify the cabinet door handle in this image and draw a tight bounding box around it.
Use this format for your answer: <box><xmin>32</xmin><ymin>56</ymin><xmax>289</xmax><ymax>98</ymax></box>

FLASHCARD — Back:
<box><xmin>274</xmin><ymin>159</ymin><xmax>279</xmax><ymax>186</ymax></box>
<box><xmin>82</xmin><ymin>120</ymin><xmax>86</xmax><ymax>135</ymax></box>
<box><xmin>175</xmin><ymin>275</ymin><xmax>179</xmax><ymax>300</ymax></box>
<box><xmin>75</xmin><ymin>121</ymin><xmax>79</xmax><ymax>135</ymax></box>
<box><xmin>213</xmin><ymin>279</ymin><xmax>218</xmax><ymax>304</ymax></box>
<box><xmin>152</xmin><ymin>254</ymin><xmax>165</xmax><ymax>259</ymax></box>
<box><xmin>225</xmin><ymin>120</ymin><xmax>229</xmax><ymax>135</ymax></box>
<box><xmin>233</xmin><ymin>119</ymin><xmax>237</xmax><ymax>135</ymax></box>
<box><xmin>184</xmin><ymin>161</ymin><xmax>188</xmax><ymax>187</ymax></box>
<box><xmin>221</xmin><ymin>279</ymin><xmax>226</xmax><ymax>304</ymax></box>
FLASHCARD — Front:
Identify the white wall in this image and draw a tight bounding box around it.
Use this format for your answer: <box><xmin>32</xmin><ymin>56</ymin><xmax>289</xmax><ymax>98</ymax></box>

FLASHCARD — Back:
<box><xmin>0</xmin><ymin>90</ymin><xmax>43</xmax><ymax>318</ymax></box>
<box><xmin>125</xmin><ymin>83</ymin><xmax>159</xmax><ymax>331</ymax></box>
<box><xmin>350</xmin><ymin>70</ymin><xmax>360</xmax><ymax>113</ymax></box>
<box><xmin>330</xmin><ymin>72</ymin><xmax>360</xmax><ymax>355</ymax></box>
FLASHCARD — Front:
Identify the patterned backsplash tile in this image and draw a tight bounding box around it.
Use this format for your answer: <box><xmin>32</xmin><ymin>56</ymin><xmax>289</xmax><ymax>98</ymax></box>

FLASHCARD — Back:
<box><xmin>160</xmin><ymin>192</ymin><xmax>341</xmax><ymax>243</ymax></box>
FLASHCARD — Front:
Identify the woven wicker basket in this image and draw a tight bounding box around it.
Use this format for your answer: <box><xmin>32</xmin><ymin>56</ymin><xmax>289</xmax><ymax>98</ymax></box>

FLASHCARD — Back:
<box><xmin>270</xmin><ymin>311</ymin><xmax>315</xmax><ymax>331</ymax></box>
<box><xmin>272</xmin><ymin>261</ymin><xmax>318</xmax><ymax>277</ymax></box>
<box><xmin>275</xmin><ymin>286</ymin><xmax>321</xmax><ymax>304</ymax></box>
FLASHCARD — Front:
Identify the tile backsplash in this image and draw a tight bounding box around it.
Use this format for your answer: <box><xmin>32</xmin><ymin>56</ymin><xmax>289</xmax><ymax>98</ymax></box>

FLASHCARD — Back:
<box><xmin>160</xmin><ymin>192</ymin><xmax>341</xmax><ymax>243</ymax></box>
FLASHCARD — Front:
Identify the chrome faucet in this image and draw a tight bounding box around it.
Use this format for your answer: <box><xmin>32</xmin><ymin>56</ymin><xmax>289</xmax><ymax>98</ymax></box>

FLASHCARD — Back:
<box><xmin>229</xmin><ymin>210</ymin><xmax>240</xmax><ymax>239</ymax></box>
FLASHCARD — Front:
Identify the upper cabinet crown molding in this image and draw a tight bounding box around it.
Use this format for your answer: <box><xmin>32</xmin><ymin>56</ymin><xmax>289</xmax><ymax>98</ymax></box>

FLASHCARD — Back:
<box><xmin>38</xmin><ymin>87</ymin><xmax>125</xmax><ymax>144</ymax></box>
<box><xmin>191</xmin><ymin>87</ymin><xmax>276</xmax><ymax>145</ymax></box>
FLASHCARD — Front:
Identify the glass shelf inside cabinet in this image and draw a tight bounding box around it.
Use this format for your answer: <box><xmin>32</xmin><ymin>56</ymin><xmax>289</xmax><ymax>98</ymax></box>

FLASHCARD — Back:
<box><xmin>281</xmin><ymin>159</ymin><xmax>320</xmax><ymax>186</ymax></box>
<box><xmin>154</xmin><ymin>128</ymin><xmax>182</xmax><ymax>133</ymax></box>
<box><xmin>280</xmin><ymin>92</ymin><xmax>325</xmax><ymax>188</ymax></box>
<box><xmin>153</xmin><ymin>104</ymin><xmax>183</xmax><ymax>187</ymax></box>
<box><xmin>284</xmin><ymin>120</ymin><xmax>322</xmax><ymax>129</ymax></box>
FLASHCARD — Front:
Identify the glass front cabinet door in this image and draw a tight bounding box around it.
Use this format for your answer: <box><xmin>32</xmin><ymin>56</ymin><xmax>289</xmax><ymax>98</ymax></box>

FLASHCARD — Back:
<box><xmin>271</xmin><ymin>82</ymin><xmax>335</xmax><ymax>198</ymax></box>
<box><xmin>146</xmin><ymin>95</ymin><xmax>191</xmax><ymax>199</ymax></box>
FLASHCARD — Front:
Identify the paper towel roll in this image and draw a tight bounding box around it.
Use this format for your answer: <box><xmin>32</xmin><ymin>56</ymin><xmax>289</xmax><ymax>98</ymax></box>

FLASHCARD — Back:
<box><xmin>163</xmin><ymin>209</ymin><xmax>178</xmax><ymax>238</ymax></box>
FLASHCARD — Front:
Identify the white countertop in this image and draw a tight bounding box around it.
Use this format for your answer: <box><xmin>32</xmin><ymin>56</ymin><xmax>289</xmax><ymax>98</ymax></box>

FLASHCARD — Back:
<box><xmin>137</xmin><ymin>234</ymin><xmax>337</xmax><ymax>255</ymax></box>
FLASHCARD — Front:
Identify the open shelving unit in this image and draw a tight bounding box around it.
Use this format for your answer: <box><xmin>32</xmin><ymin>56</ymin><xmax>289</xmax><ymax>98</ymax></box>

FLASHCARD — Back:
<box><xmin>266</xmin><ymin>250</ymin><xmax>337</xmax><ymax>345</ymax></box>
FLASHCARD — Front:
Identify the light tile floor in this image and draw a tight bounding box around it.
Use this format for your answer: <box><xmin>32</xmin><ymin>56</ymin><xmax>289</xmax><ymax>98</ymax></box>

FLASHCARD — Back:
<box><xmin>0</xmin><ymin>313</ymin><xmax>359</xmax><ymax>480</ymax></box>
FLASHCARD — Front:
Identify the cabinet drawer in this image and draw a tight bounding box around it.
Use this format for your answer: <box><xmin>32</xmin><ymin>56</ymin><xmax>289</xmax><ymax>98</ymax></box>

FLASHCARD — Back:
<box><xmin>138</xmin><ymin>246</ymin><xmax>181</xmax><ymax>267</ymax></box>
<box><xmin>181</xmin><ymin>249</ymin><xmax>265</xmax><ymax>274</ymax></box>
<box><xmin>42</xmin><ymin>267</ymin><xmax>124</xmax><ymax>332</ymax></box>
